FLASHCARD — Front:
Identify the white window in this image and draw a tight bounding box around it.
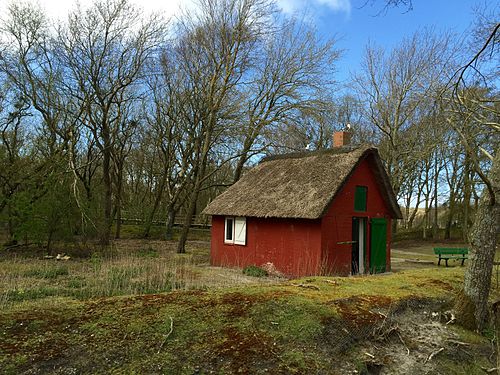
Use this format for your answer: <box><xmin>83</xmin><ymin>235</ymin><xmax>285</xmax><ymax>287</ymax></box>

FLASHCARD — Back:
<box><xmin>224</xmin><ymin>217</ymin><xmax>246</xmax><ymax>245</ymax></box>
<box><xmin>225</xmin><ymin>217</ymin><xmax>234</xmax><ymax>243</ymax></box>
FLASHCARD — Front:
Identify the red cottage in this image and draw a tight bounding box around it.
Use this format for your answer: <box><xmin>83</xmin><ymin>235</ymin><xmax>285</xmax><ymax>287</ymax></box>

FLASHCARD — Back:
<box><xmin>203</xmin><ymin>141</ymin><xmax>402</xmax><ymax>277</ymax></box>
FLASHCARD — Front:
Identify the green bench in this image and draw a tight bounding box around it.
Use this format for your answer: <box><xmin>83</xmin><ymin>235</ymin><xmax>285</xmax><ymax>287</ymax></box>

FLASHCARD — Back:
<box><xmin>433</xmin><ymin>248</ymin><xmax>469</xmax><ymax>267</ymax></box>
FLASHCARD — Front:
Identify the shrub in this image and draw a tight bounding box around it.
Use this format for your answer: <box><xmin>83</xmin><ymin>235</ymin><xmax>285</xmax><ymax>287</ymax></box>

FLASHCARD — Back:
<box><xmin>242</xmin><ymin>265</ymin><xmax>268</xmax><ymax>277</ymax></box>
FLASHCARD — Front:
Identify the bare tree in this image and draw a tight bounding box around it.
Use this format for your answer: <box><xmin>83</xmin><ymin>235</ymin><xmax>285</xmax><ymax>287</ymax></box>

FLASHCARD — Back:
<box><xmin>450</xmin><ymin>19</ymin><xmax>500</xmax><ymax>329</ymax></box>
<box><xmin>0</xmin><ymin>3</ymin><xmax>75</xmax><ymax>249</ymax></box>
<box><xmin>353</xmin><ymin>30</ymin><xmax>454</xmax><ymax>233</ymax></box>
<box><xmin>231</xmin><ymin>16</ymin><xmax>340</xmax><ymax>181</ymax></box>
<box><xmin>172</xmin><ymin>0</ymin><xmax>274</xmax><ymax>253</ymax></box>
<box><xmin>364</xmin><ymin>0</ymin><xmax>498</xmax><ymax>330</ymax></box>
<box><xmin>57</xmin><ymin>0</ymin><xmax>166</xmax><ymax>245</ymax></box>
<box><xmin>140</xmin><ymin>65</ymin><xmax>197</xmax><ymax>239</ymax></box>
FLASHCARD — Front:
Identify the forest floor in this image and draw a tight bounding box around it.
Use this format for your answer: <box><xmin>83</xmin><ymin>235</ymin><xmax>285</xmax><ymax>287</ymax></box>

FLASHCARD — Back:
<box><xmin>1</xmin><ymin>236</ymin><xmax>499</xmax><ymax>374</ymax></box>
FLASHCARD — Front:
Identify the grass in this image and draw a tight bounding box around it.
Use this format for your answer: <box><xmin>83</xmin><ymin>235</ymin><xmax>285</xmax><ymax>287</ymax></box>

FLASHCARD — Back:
<box><xmin>0</xmin><ymin>267</ymin><xmax>495</xmax><ymax>374</ymax></box>
<box><xmin>0</xmin><ymin>239</ymin><xmax>279</xmax><ymax>307</ymax></box>
<box><xmin>0</xmin><ymin>241</ymin><xmax>198</xmax><ymax>305</ymax></box>
<box><xmin>0</xmin><ymin>255</ymin><xmax>178</xmax><ymax>304</ymax></box>
<box><xmin>23</xmin><ymin>264</ymin><xmax>70</xmax><ymax>279</ymax></box>
<box><xmin>393</xmin><ymin>227</ymin><xmax>466</xmax><ymax>243</ymax></box>
<box><xmin>1</xmin><ymin>232</ymin><xmax>499</xmax><ymax>373</ymax></box>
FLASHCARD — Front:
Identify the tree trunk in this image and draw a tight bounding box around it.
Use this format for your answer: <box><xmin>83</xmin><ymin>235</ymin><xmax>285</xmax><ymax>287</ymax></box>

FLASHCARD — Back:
<box><xmin>115</xmin><ymin>202</ymin><xmax>122</xmax><ymax>239</ymax></box>
<box><xmin>493</xmin><ymin>300</ymin><xmax>500</xmax><ymax>373</ymax></box>
<box><xmin>445</xmin><ymin>192</ymin><xmax>456</xmax><ymax>240</ymax></box>
<box><xmin>113</xmin><ymin>167</ymin><xmax>122</xmax><ymax>239</ymax></box>
<box><xmin>165</xmin><ymin>206</ymin><xmax>175</xmax><ymax>241</ymax></box>
<box><xmin>463</xmin><ymin>159</ymin><xmax>471</xmax><ymax>241</ymax></box>
<box><xmin>233</xmin><ymin>151</ymin><xmax>248</xmax><ymax>184</ymax></box>
<box><xmin>404</xmin><ymin>204</ymin><xmax>410</xmax><ymax>229</ymax></box>
<box><xmin>392</xmin><ymin>219</ymin><xmax>398</xmax><ymax>235</ymax></box>
<box><xmin>455</xmin><ymin>157</ymin><xmax>500</xmax><ymax>331</ymax></box>
<box><xmin>423</xmin><ymin>198</ymin><xmax>429</xmax><ymax>240</ymax></box>
<box><xmin>101</xmin><ymin>143</ymin><xmax>113</xmax><ymax>246</ymax></box>
<box><xmin>143</xmin><ymin>173</ymin><xmax>167</xmax><ymax>238</ymax></box>
<box><xmin>177</xmin><ymin>115</ymin><xmax>212</xmax><ymax>254</ymax></box>
<box><xmin>444</xmin><ymin>201</ymin><xmax>455</xmax><ymax>240</ymax></box>
<box><xmin>46</xmin><ymin>229</ymin><xmax>54</xmax><ymax>256</ymax></box>
<box><xmin>7</xmin><ymin>201</ymin><xmax>15</xmax><ymax>242</ymax></box>
<box><xmin>177</xmin><ymin>191</ymin><xmax>199</xmax><ymax>254</ymax></box>
<box><xmin>433</xmin><ymin>158</ymin><xmax>439</xmax><ymax>239</ymax></box>
<box><xmin>234</xmin><ymin>129</ymin><xmax>258</xmax><ymax>183</ymax></box>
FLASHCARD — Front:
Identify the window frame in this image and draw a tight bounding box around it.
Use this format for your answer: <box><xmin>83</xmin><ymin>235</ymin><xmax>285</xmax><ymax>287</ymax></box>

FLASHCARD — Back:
<box><xmin>354</xmin><ymin>185</ymin><xmax>368</xmax><ymax>212</ymax></box>
<box><xmin>224</xmin><ymin>216</ymin><xmax>246</xmax><ymax>246</ymax></box>
<box><xmin>224</xmin><ymin>217</ymin><xmax>234</xmax><ymax>243</ymax></box>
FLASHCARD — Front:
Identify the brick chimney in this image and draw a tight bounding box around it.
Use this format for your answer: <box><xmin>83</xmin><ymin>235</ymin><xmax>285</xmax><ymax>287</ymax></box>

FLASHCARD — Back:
<box><xmin>333</xmin><ymin>131</ymin><xmax>351</xmax><ymax>148</ymax></box>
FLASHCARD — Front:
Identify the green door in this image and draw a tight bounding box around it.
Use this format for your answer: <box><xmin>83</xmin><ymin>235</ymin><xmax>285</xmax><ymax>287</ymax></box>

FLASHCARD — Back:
<box><xmin>370</xmin><ymin>218</ymin><xmax>387</xmax><ymax>274</ymax></box>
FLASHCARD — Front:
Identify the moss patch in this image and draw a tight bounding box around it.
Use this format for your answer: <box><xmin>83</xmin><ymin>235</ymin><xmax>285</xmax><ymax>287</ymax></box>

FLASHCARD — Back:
<box><xmin>0</xmin><ymin>267</ymin><xmax>496</xmax><ymax>374</ymax></box>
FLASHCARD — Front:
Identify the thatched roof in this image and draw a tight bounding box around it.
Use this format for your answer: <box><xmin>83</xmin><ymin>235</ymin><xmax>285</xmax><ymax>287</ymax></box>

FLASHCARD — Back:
<box><xmin>203</xmin><ymin>145</ymin><xmax>402</xmax><ymax>219</ymax></box>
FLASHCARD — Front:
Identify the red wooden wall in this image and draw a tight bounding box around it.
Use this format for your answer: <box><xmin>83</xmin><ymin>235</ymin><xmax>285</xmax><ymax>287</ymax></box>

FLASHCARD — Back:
<box><xmin>210</xmin><ymin>216</ymin><xmax>322</xmax><ymax>276</ymax></box>
<box><xmin>321</xmin><ymin>156</ymin><xmax>393</xmax><ymax>275</ymax></box>
<box><xmin>209</xmin><ymin>154</ymin><xmax>394</xmax><ymax>277</ymax></box>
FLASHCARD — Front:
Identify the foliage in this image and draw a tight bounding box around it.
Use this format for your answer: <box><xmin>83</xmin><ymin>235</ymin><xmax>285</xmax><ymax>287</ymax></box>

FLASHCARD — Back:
<box><xmin>242</xmin><ymin>265</ymin><xmax>269</xmax><ymax>277</ymax></box>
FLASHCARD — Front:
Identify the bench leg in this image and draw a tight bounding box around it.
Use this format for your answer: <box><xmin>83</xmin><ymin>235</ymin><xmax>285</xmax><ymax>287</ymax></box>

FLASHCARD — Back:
<box><xmin>461</xmin><ymin>258</ymin><xmax>465</xmax><ymax>266</ymax></box>
<box><xmin>437</xmin><ymin>257</ymin><xmax>441</xmax><ymax>266</ymax></box>
<box><xmin>445</xmin><ymin>259</ymin><xmax>449</xmax><ymax>267</ymax></box>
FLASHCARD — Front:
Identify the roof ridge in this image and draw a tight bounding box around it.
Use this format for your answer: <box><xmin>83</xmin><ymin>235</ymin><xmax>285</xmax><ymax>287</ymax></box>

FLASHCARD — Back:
<box><xmin>260</xmin><ymin>144</ymin><xmax>373</xmax><ymax>164</ymax></box>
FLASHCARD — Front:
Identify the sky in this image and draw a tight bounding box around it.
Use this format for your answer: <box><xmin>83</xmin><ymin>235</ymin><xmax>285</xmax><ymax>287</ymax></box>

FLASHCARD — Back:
<box><xmin>1</xmin><ymin>0</ymin><xmax>482</xmax><ymax>82</ymax></box>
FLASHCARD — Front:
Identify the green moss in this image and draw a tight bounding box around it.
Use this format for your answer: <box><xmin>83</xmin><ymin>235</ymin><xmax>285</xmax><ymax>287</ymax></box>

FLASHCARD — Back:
<box><xmin>450</xmin><ymin>325</ymin><xmax>488</xmax><ymax>344</ymax></box>
<box><xmin>0</xmin><ymin>354</ymin><xmax>28</xmax><ymax>375</ymax></box>
<box><xmin>436</xmin><ymin>358</ymin><xmax>491</xmax><ymax>375</ymax></box>
<box><xmin>279</xmin><ymin>350</ymin><xmax>309</xmax><ymax>373</ymax></box>
<box><xmin>250</xmin><ymin>295</ymin><xmax>337</xmax><ymax>342</ymax></box>
<box><xmin>0</xmin><ymin>266</ymin><xmax>494</xmax><ymax>374</ymax></box>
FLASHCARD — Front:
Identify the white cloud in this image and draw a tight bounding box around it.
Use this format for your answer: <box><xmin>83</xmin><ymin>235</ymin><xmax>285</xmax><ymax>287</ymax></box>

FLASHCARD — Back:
<box><xmin>276</xmin><ymin>0</ymin><xmax>351</xmax><ymax>15</ymax></box>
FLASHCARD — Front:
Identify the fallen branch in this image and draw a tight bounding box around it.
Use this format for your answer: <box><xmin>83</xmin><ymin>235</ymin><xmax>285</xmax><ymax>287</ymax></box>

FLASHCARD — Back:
<box><xmin>446</xmin><ymin>339</ymin><xmax>471</xmax><ymax>346</ymax></box>
<box><xmin>157</xmin><ymin>316</ymin><xmax>174</xmax><ymax>354</ymax></box>
<box><xmin>397</xmin><ymin>331</ymin><xmax>410</xmax><ymax>355</ymax></box>
<box><xmin>424</xmin><ymin>347</ymin><xmax>444</xmax><ymax>364</ymax></box>
<box><xmin>293</xmin><ymin>283</ymin><xmax>320</xmax><ymax>291</ymax></box>
<box><xmin>324</xmin><ymin>279</ymin><xmax>338</xmax><ymax>285</ymax></box>
<box><xmin>445</xmin><ymin>311</ymin><xmax>456</xmax><ymax>325</ymax></box>
<box><xmin>480</xmin><ymin>367</ymin><xmax>498</xmax><ymax>373</ymax></box>
<box><xmin>369</xmin><ymin>310</ymin><xmax>388</xmax><ymax>319</ymax></box>
<box><xmin>4</xmin><ymin>243</ymin><xmax>33</xmax><ymax>251</ymax></box>
<box><xmin>373</xmin><ymin>320</ymin><xmax>399</xmax><ymax>341</ymax></box>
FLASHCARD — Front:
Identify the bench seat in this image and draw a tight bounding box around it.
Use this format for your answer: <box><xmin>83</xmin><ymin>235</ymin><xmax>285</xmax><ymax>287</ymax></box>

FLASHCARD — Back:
<box><xmin>433</xmin><ymin>247</ymin><xmax>468</xmax><ymax>267</ymax></box>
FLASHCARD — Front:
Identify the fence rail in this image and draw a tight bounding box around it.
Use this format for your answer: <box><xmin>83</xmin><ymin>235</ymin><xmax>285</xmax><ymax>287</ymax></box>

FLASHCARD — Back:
<box><xmin>120</xmin><ymin>214</ymin><xmax>211</xmax><ymax>229</ymax></box>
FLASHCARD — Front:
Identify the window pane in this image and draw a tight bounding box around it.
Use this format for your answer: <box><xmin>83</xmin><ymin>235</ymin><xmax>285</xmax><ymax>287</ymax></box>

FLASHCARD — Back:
<box><xmin>225</xmin><ymin>218</ymin><xmax>233</xmax><ymax>241</ymax></box>
<box><xmin>354</xmin><ymin>186</ymin><xmax>367</xmax><ymax>212</ymax></box>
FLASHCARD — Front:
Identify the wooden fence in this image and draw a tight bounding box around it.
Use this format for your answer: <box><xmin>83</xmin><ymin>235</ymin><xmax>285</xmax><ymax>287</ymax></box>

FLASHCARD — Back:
<box><xmin>120</xmin><ymin>213</ymin><xmax>211</xmax><ymax>229</ymax></box>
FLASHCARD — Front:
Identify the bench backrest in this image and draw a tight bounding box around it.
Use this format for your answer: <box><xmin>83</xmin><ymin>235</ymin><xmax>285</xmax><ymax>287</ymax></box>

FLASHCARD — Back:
<box><xmin>433</xmin><ymin>247</ymin><xmax>468</xmax><ymax>255</ymax></box>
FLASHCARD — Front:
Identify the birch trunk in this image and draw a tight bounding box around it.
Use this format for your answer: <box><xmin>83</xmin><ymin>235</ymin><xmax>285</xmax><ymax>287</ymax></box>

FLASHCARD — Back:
<box><xmin>455</xmin><ymin>155</ymin><xmax>500</xmax><ymax>330</ymax></box>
